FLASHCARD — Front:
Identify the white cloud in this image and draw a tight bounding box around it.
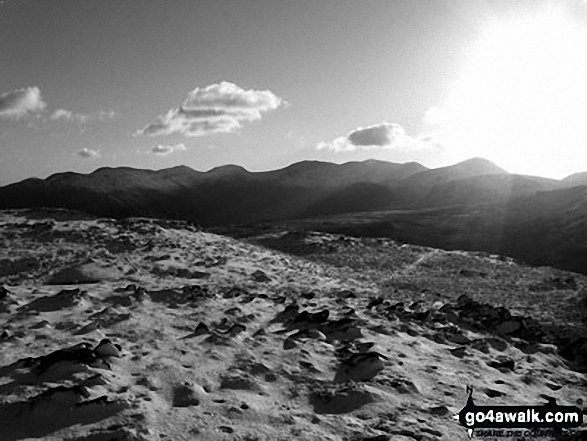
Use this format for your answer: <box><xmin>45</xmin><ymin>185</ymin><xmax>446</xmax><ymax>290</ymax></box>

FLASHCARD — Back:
<box><xmin>151</xmin><ymin>143</ymin><xmax>187</xmax><ymax>156</ymax></box>
<box><xmin>0</xmin><ymin>86</ymin><xmax>47</xmax><ymax>118</ymax></box>
<box><xmin>317</xmin><ymin>122</ymin><xmax>432</xmax><ymax>153</ymax></box>
<box><xmin>76</xmin><ymin>148</ymin><xmax>101</xmax><ymax>158</ymax></box>
<box><xmin>137</xmin><ymin>81</ymin><xmax>283</xmax><ymax>137</ymax></box>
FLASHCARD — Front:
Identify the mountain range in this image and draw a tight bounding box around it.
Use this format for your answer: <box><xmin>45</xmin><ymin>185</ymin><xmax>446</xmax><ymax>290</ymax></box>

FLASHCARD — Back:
<box><xmin>1</xmin><ymin>157</ymin><xmax>587</xmax><ymax>274</ymax></box>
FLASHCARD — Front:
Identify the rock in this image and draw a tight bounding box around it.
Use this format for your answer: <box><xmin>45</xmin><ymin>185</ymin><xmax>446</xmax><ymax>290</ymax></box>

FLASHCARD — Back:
<box><xmin>172</xmin><ymin>383</ymin><xmax>201</xmax><ymax>407</ymax></box>
<box><xmin>222</xmin><ymin>323</ymin><xmax>246</xmax><ymax>337</ymax></box>
<box><xmin>470</xmin><ymin>339</ymin><xmax>490</xmax><ymax>354</ymax></box>
<box><xmin>310</xmin><ymin>386</ymin><xmax>377</xmax><ymax>414</ymax></box>
<box><xmin>495</xmin><ymin>319</ymin><xmax>522</xmax><ymax>335</ymax></box>
<box><xmin>428</xmin><ymin>405</ymin><xmax>450</xmax><ymax>416</ymax></box>
<box><xmin>21</xmin><ymin>288</ymin><xmax>87</xmax><ymax>313</ymax></box>
<box><xmin>283</xmin><ymin>337</ymin><xmax>297</xmax><ymax>350</ymax></box>
<box><xmin>485</xmin><ymin>337</ymin><xmax>508</xmax><ymax>352</ymax></box>
<box><xmin>450</xmin><ymin>347</ymin><xmax>467</xmax><ymax>358</ymax></box>
<box><xmin>559</xmin><ymin>337</ymin><xmax>587</xmax><ymax>368</ymax></box>
<box><xmin>222</xmin><ymin>286</ymin><xmax>248</xmax><ymax>299</ymax></box>
<box><xmin>289</xmin><ymin>309</ymin><xmax>330</xmax><ymax>330</ymax></box>
<box><xmin>31</xmin><ymin>320</ymin><xmax>51</xmax><ymax>329</ymax></box>
<box><xmin>0</xmin><ymin>285</ymin><xmax>10</xmax><ymax>301</ymax></box>
<box><xmin>152</xmin><ymin>260</ymin><xmax>210</xmax><ymax>279</ymax></box>
<box><xmin>366</xmin><ymin>297</ymin><xmax>385</xmax><ymax>309</ymax></box>
<box><xmin>194</xmin><ymin>322</ymin><xmax>210</xmax><ymax>336</ymax></box>
<box><xmin>251</xmin><ymin>270</ymin><xmax>271</xmax><ymax>282</ymax></box>
<box><xmin>272</xmin><ymin>303</ymin><xmax>299</xmax><ymax>323</ymax></box>
<box><xmin>30</xmin><ymin>384</ymin><xmax>91</xmax><ymax>408</ymax></box>
<box><xmin>73</xmin><ymin>322</ymin><xmax>99</xmax><ymax>335</ymax></box>
<box><xmin>47</xmin><ymin>262</ymin><xmax>123</xmax><ymax>285</ymax></box>
<box><xmin>94</xmin><ymin>339</ymin><xmax>122</xmax><ymax>358</ymax></box>
<box><xmin>34</xmin><ymin>342</ymin><xmax>97</xmax><ymax>375</ymax></box>
<box><xmin>137</xmin><ymin>375</ymin><xmax>163</xmax><ymax>391</ymax></box>
<box><xmin>33</xmin><ymin>339</ymin><xmax>122</xmax><ymax>375</ymax></box>
<box><xmin>334</xmin><ymin>352</ymin><xmax>386</xmax><ymax>382</ymax></box>
<box><xmin>484</xmin><ymin>388</ymin><xmax>506</xmax><ymax>398</ymax></box>
<box><xmin>289</xmin><ymin>329</ymin><xmax>327</xmax><ymax>341</ymax></box>
<box><xmin>322</xmin><ymin>318</ymin><xmax>363</xmax><ymax>341</ymax></box>
<box><xmin>487</xmin><ymin>356</ymin><xmax>515</xmax><ymax>372</ymax></box>
<box><xmin>220</xmin><ymin>374</ymin><xmax>260</xmax><ymax>391</ymax></box>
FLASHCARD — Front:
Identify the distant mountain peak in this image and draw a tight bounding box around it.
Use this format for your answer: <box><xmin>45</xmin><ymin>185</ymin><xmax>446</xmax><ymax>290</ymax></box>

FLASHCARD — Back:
<box><xmin>207</xmin><ymin>164</ymin><xmax>249</xmax><ymax>175</ymax></box>
<box><xmin>451</xmin><ymin>157</ymin><xmax>508</xmax><ymax>174</ymax></box>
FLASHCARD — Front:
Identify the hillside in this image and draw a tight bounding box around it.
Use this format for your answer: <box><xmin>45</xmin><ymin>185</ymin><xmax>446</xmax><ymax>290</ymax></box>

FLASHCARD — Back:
<box><xmin>0</xmin><ymin>208</ymin><xmax>586</xmax><ymax>440</ymax></box>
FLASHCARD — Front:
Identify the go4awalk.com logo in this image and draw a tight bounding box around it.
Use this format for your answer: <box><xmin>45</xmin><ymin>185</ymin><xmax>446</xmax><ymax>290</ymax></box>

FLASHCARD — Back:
<box><xmin>454</xmin><ymin>386</ymin><xmax>583</xmax><ymax>438</ymax></box>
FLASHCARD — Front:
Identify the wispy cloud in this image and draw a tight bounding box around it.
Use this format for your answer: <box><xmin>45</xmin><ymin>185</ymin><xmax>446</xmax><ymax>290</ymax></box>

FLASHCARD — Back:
<box><xmin>51</xmin><ymin>108</ymin><xmax>117</xmax><ymax>125</ymax></box>
<box><xmin>0</xmin><ymin>86</ymin><xmax>47</xmax><ymax>119</ymax></box>
<box><xmin>76</xmin><ymin>147</ymin><xmax>101</xmax><ymax>158</ymax></box>
<box><xmin>51</xmin><ymin>109</ymin><xmax>90</xmax><ymax>124</ymax></box>
<box><xmin>136</xmin><ymin>81</ymin><xmax>283</xmax><ymax>137</ymax></box>
<box><xmin>317</xmin><ymin>122</ymin><xmax>434</xmax><ymax>153</ymax></box>
<box><xmin>0</xmin><ymin>86</ymin><xmax>117</xmax><ymax>128</ymax></box>
<box><xmin>96</xmin><ymin>109</ymin><xmax>117</xmax><ymax>120</ymax></box>
<box><xmin>151</xmin><ymin>143</ymin><xmax>187</xmax><ymax>156</ymax></box>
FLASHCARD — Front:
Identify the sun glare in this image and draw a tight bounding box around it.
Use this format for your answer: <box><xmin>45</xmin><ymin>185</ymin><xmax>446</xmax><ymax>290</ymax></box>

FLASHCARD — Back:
<box><xmin>439</xmin><ymin>4</ymin><xmax>587</xmax><ymax>178</ymax></box>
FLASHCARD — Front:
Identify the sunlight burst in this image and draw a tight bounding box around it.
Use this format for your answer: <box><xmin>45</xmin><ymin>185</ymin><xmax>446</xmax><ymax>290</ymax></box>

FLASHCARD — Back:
<box><xmin>438</xmin><ymin>5</ymin><xmax>587</xmax><ymax>178</ymax></box>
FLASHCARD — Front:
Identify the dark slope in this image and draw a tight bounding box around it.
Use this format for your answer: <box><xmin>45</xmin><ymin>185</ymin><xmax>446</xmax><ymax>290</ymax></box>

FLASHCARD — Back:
<box><xmin>302</xmin><ymin>182</ymin><xmax>398</xmax><ymax>217</ymax></box>
<box><xmin>0</xmin><ymin>166</ymin><xmax>207</xmax><ymax>219</ymax></box>
<box><xmin>561</xmin><ymin>171</ymin><xmax>587</xmax><ymax>187</ymax></box>
<box><xmin>395</xmin><ymin>157</ymin><xmax>509</xmax><ymax>206</ymax></box>
<box><xmin>496</xmin><ymin>185</ymin><xmax>587</xmax><ymax>272</ymax></box>
<box><xmin>421</xmin><ymin>173</ymin><xmax>561</xmax><ymax>207</ymax></box>
<box><xmin>273</xmin><ymin>185</ymin><xmax>587</xmax><ymax>275</ymax></box>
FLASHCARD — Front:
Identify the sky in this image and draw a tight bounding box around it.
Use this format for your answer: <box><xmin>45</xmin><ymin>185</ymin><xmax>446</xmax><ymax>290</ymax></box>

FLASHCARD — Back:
<box><xmin>2</xmin><ymin>0</ymin><xmax>587</xmax><ymax>185</ymax></box>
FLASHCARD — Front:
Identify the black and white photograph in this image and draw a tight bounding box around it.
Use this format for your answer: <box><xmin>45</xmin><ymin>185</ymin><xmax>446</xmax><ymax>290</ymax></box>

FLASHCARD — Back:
<box><xmin>1</xmin><ymin>1</ymin><xmax>586</xmax><ymax>439</ymax></box>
